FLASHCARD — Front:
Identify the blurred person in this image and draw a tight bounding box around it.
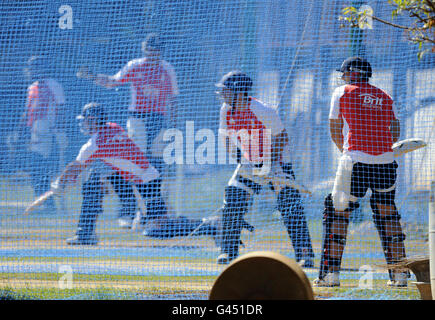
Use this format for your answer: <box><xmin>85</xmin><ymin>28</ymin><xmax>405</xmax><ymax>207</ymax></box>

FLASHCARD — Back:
<box><xmin>18</xmin><ymin>55</ymin><xmax>67</xmax><ymax>212</ymax></box>
<box><xmin>81</xmin><ymin>33</ymin><xmax>178</xmax><ymax>176</ymax></box>
<box><xmin>313</xmin><ymin>57</ymin><xmax>409</xmax><ymax>288</ymax></box>
<box><xmin>78</xmin><ymin>33</ymin><xmax>179</xmax><ymax>228</ymax></box>
<box><xmin>50</xmin><ymin>102</ymin><xmax>217</xmax><ymax>245</ymax></box>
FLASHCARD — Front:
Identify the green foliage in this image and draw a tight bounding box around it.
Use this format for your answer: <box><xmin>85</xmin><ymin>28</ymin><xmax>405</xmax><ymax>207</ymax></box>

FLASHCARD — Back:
<box><xmin>340</xmin><ymin>0</ymin><xmax>435</xmax><ymax>58</ymax></box>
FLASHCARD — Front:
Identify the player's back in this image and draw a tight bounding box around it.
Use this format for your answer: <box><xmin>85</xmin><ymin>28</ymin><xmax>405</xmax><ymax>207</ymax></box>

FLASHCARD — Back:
<box><xmin>339</xmin><ymin>82</ymin><xmax>395</xmax><ymax>155</ymax></box>
<box><xmin>81</xmin><ymin>122</ymin><xmax>159</xmax><ymax>184</ymax></box>
<box><xmin>27</xmin><ymin>78</ymin><xmax>65</xmax><ymax>126</ymax></box>
<box><xmin>115</xmin><ymin>57</ymin><xmax>177</xmax><ymax>113</ymax></box>
<box><xmin>95</xmin><ymin>122</ymin><xmax>146</xmax><ymax>161</ymax></box>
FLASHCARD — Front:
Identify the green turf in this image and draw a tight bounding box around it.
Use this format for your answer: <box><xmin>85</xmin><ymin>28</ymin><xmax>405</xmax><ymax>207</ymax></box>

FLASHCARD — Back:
<box><xmin>0</xmin><ymin>286</ymin><xmax>209</xmax><ymax>300</ymax></box>
<box><xmin>0</xmin><ymin>170</ymin><xmax>430</xmax><ymax>300</ymax></box>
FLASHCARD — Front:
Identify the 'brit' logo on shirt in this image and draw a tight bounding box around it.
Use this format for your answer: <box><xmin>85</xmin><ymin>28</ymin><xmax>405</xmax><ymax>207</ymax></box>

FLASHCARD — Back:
<box><xmin>360</xmin><ymin>93</ymin><xmax>383</xmax><ymax>108</ymax></box>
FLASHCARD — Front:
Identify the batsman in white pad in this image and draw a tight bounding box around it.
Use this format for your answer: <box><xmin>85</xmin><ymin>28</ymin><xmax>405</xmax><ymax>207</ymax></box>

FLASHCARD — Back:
<box><xmin>314</xmin><ymin>57</ymin><xmax>410</xmax><ymax>288</ymax></box>
<box><xmin>214</xmin><ymin>71</ymin><xmax>314</xmax><ymax>266</ymax></box>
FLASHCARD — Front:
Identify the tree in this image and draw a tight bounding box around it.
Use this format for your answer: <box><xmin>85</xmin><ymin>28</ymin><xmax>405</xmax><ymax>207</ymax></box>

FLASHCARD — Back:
<box><xmin>340</xmin><ymin>0</ymin><xmax>435</xmax><ymax>58</ymax></box>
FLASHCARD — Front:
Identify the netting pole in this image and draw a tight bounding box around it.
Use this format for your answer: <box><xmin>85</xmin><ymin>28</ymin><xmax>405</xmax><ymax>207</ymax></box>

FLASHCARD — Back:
<box><xmin>429</xmin><ymin>180</ymin><xmax>435</xmax><ymax>299</ymax></box>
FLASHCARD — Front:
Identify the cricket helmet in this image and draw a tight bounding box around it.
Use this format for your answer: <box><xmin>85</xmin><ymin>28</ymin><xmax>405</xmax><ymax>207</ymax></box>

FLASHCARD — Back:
<box><xmin>337</xmin><ymin>56</ymin><xmax>372</xmax><ymax>78</ymax></box>
<box><xmin>76</xmin><ymin>102</ymin><xmax>107</xmax><ymax>125</ymax></box>
<box><xmin>215</xmin><ymin>71</ymin><xmax>253</xmax><ymax>93</ymax></box>
<box><xmin>141</xmin><ymin>33</ymin><xmax>164</xmax><ymax>53</ymax></box>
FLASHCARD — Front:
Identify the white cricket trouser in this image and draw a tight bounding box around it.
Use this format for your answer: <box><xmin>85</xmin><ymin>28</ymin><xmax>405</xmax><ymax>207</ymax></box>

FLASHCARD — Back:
<box><xmin>127</xmin><ymin>117</ymin><xmax>148</xmax><ymax>154</ymax></box>
<box><xmin>126</xmin><ymin>116</ymin><xmax>166</xmax><ymax>157</ymax></box>
<box><xmin>29</xmin><ymin>120</ymin><xmax>54</xmax><ymax>159</ymax></box>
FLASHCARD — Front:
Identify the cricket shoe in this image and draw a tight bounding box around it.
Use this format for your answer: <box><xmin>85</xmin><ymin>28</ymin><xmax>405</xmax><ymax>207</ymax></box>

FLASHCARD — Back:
<box><xmin>387</xmin><ymin>272</ymin><xmax>408</xmax><ymax>288</ymax></box>
<box><xmin>312</xmin><ymin>272</ymin><xmax>340</xmax><ymax>287</ymax></box>
<box><xmin>117</xmin><ymin>216</ymin><xmax>133</xmax><ymax>229</ymax></box>
<box><xmin>199</xmin><ymin>215</ymin><xmax>223</xmax><ymax>248</ymax></box>
<box><xmin>216</xmin><ymin>253</ymin><xmax>237</xmax><ymax>265</ymax></box>
<box><xmin>142</xmin><ymin>218</ymin><xmax>168</xmax><ymax>238</ymax></box>
<box><xmin>296</xmin><ymin>248</ymin><xmax>315</xmax><ymax>268</ymax></box>
<box><xmin>199</xmin><ymin>216</ymin><xmax>249</xmax><ymax>249</ymax></box>
<box><xmin>297</xmin><ymin>258</ymin><xmax>315</xmax><ymax>268</ymax></box>
<box><xmin>131</xmin><ymin>211</ymin><xmax>146</xmax><ymax>232</ymax></box>
<box><xmin>66</xmin><ymin>233</ymin><xmax>98</xmax><ymax>246</ymax></box>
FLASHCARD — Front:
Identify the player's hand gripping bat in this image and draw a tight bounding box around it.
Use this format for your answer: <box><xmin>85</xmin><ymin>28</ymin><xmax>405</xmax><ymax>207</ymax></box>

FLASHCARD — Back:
<box><xmin>76</xmin><ymin>66</ymin><xmax>96</xmax><ymax>81</ymax></box>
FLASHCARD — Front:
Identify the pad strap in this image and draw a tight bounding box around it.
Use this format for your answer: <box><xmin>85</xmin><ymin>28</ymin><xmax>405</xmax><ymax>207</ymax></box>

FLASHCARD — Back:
<box><xmin>329</xmin><ymin>233</ymin><xmax>347</xmax><ymax>246</ymax></box>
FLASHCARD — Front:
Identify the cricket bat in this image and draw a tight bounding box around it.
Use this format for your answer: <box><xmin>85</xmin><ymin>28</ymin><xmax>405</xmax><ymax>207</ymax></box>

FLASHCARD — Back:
<box><xmin>269</xmin><ymin>176</ymin><xmax>312</xmax><ymax>195</ymax></box>
<box><xmin>24</xmin><ymin>190</ymin><xmax>55</xmax><ymax>215</ymax></box>
<box><xmin>393</xmin><ymin>138</ymin><xmax>427</xmax><ymax>157</ymax></box>
<box><xmin>131</xmin><ymin>184</ymin><xmax>147</xmax><ymax>232</ymax></box>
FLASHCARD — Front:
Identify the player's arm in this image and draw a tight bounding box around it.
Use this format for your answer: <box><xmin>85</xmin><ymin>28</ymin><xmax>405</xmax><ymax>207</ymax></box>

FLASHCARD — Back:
<box><xmin>20</xmin><ymin>83</ymin><xmax>37</xmax><ymax>126</ymax></box>
<box><xmin>19</xmin><ymin>95</ymin><xmax>30</xmax><ymax>126</ymax></box>
<box><xmin>167</xmin><ymin>96</ymin><xmax>178</xmax><ymax>127</ymax></box>
<box><xmin>15</xmin><ymin>85</ymin><xmax>35</xmax><ymax>142</ymax></box>
<box><xmin>77</xmin><ymin>64</ymin><xmax>130</xmax><ymax>88</ymax></box>
<box><xmin>25</xmin><ymin>161</ymin><xmax>87</xmax><ymax>214</ymax></box>
<box><xmin>93</xmin><ymin>74</ymin><xmax>123</xmax><ymax>88</ymax></box>
<box><xmin>54</xmin><ymin>135</ymin><xmax>95</xmax><ymax>192</ymax></box>
<box><xmin>17</xmin><ymin>110</ymin><xmax>29</xmax><ymax>135</ymax></box>
<box><xmin>328</xmin><ymin>86</ymin><xmax>345</xmax><ymax>152</ymax></box>
<box><xmin>219</xmin><ymin>130</ymin><xmax>239</xmax><ymax>161</ymax></box>
<box><xmin>271</xmin><ymin>129</ymin><xmax>289</xmax><ymax>163</ymax></box>
<box><xmin>389</xmin><ymin>100</ymin><xmax>400</xmax><ymax>143</ymax></box>
<box><xmin>218</xmin><ymin>105</ymin><xmax>235</xmax><ymax>158</ymax></box>
<box><xmin>166</xmin><ymin>62</ymin><xmax>179</xmax><ymax>127</ymax></box>
<box><xmin>329</xmin><ymin>118</ymin><xmax>344</xmax><ymax>152</ymax></box>
<box><xmin>96</xmin><ymin>60</ymin><xmax>138</xmax><ymax>88</ymax></box>
<box><xmin>54</xmin><ymin>161</ymin><xmax>87</xmax><ymax>192</ymax></box>
<box><xmin>390</xmin><ymin>119</ymin><xmax>400</xmax><ymax>143</ymax></box>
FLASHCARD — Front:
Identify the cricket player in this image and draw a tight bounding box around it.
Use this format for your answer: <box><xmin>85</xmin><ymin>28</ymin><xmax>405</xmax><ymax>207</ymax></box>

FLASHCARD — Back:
<box><xmin>313</xmin><ymin>57</ymin><xmax>409</xmax><ymax>287</ymax></box>
<box><xmin>51</xmin><ymin>102</ymin><xmax>218</xmax><ymax>245</ymax></box>
<box><xmin>89</xmin><ymin>33</ymin><xmax>178</xmax><ymax>177</ymax></box>
<box><xmin>21</xmin><ymin>55</ymin><xmax>66</xmax><ymax>212</ymax></box>
<box><xmin>214</xmin><ymin>71</ymin><xmax>315</xmax><ymax>266</ymax></box>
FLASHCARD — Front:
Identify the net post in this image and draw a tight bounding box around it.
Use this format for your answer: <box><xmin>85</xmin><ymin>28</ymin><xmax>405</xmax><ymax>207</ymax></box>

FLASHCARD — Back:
<box><xmin>429</xmin><ymin>181</ymin><xmax>435</xmax><ymax>299</ymax></box>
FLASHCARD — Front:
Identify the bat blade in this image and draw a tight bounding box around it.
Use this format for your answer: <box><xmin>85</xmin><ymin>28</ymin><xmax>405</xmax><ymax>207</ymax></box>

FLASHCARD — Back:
<box><xmin>131</xmin><ymin>184</ymin><xmax>147</xmax><ymax>232</ymax></box>
<box><xmin>393</xmin><ymin>138</ymin><xmax>427</xmax><ymax>157</ymax></box>
<box><xmin>24</xmin><ymin>190</ymin><xmax>54</xmax><ymax>215</ymax></box>
<box><xmin>266</xmin><ymin>174</ymin><xmax>312</xmax><ymax>195</ymax></box>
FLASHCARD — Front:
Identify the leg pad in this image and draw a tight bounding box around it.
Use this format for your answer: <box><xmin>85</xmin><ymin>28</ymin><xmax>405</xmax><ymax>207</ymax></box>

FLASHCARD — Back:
<box><xmin>220</xmin><ymin>186</ymin><xmax>250</xmax><ymax>259</ymax></box>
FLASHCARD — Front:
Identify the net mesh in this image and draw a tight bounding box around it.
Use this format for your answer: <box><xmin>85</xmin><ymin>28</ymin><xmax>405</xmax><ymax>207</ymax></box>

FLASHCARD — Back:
<box><xmin>0</xmin><ymin>0</ymin><xmax>434</xmax><ymax>300</ymax></box>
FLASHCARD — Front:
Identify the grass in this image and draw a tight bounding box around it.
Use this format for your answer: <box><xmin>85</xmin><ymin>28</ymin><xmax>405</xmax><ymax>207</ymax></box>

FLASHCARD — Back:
<box><xmin>0</xmin><ymin>286</ymin><xmax>209</xmax><ymax>300</ymax></box>
<box><xmin>313</xmin><ymin>283</ymin><xmax>421</xmax><ymax>300</ymax></box>
<box><xmin>0</xmin><ymin>277</ymin><xmax>422</xmax><ymax>300</ymax></box>
<box><xmin>0</xmin><ymin>272</ymin><xmax>216</xmax><ymax>283</ymax></box>
<box><xmin>0</xmin><ymin>170</ymin><xmax>430</xmax><ymax>300</ymax></box>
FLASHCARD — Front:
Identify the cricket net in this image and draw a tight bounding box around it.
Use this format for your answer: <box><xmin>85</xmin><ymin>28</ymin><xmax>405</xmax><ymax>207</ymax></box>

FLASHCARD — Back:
<box><xmin>0</xmin><ymin>0</ymin><xmax>434</xmax><ymax>300</ymax></box>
